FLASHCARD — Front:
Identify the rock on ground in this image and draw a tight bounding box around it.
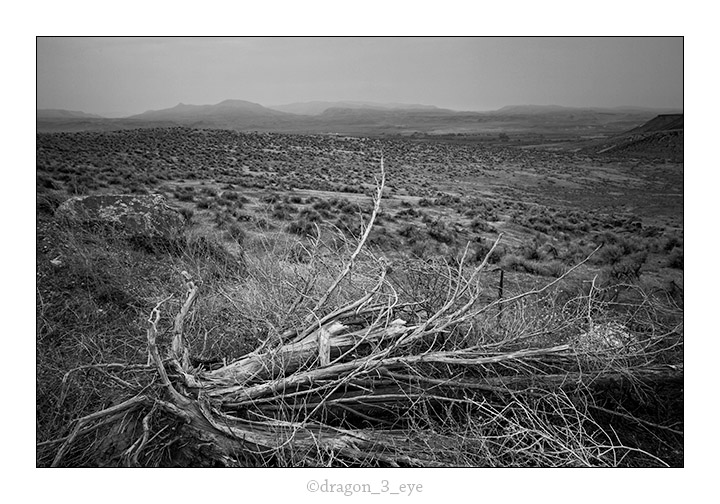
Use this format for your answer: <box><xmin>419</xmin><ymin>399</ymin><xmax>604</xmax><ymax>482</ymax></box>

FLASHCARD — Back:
<box><xmin>573</xmin><ymin>322</ymin><xmax>638</xmax><ymax>354</ymax></box>
<box><xmin>56</xmin><ymin>194</ymin><xmax>186</xmax><ymax>238</ymax></box>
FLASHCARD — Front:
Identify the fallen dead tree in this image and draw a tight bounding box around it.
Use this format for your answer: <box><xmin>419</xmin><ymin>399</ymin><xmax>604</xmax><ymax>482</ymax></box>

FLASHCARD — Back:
<box><xmin>44</xmin><ymin>158</ymin><xmax>683</xmax><ymax>468</ymax></box>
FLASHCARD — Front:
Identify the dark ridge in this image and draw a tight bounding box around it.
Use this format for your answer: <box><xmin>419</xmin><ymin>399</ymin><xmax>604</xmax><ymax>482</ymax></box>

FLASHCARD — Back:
<box><xmin>626</xmin><ymin>114</ymin><xmax>683</xmax><ymax>134</ymax></box>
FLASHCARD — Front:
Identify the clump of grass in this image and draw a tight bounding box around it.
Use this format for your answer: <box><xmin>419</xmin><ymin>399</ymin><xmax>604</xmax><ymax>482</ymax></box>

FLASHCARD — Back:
<box><xmin>125</xmin><ymin>181</ymin><xmax>148</xmax><ymax>195</ymax></box>
<box><xmin>286</xmin><ymin>217</ymin><xmax>318</xmax><ymax>238</ymax></box>
<box><xmin>271</xmin><ymin>202</ymin><xmax>296</xmax><ymax>220</ymax></box>
<box><xmin>37</xmin><ymin>173</ymin><xmax>61</xmax><ymax>191</ymax></box>
<box><xmin>312</xmin><ymin>198</ymin><xmax>332</xmax><ymax>212</ymax></box>
<box><xmin>501</xmin><ymin>254</ymin><xmax>567</xmax><ymax>277</ymax></box>
<box><xmin>426</xmin><ymin>219</ymin><xmax>455</xmax><ymax>245</ymax></box>
<box><xmin>178</xmin><ymin>207</ymin><xmax>194</xmax><ymax>223</ymax></box>
<box><xmin>37</xmin><ymin>190</ymin><xmax>67</xmax><ymax>215</ymax></box>
<box><xmin>224</xmin><ymin>222</ymin><xmax>246</xmax><ymax>245</ymax></box>
<box><xmin>606</xmin><ymin>251</ymin><xmax>648</xmax><ymax>282</ymax></box>
<box><xmin>67</xmin><ymin>174</ymin><xmax>100</xmax><ymax>195</ymax></box>
<box><xmin>472</xmin><ymin>238</ymin><xmax>505</xmax><ymax>264</ymax></box>
<box><xmin>470</xmin><ymin>216</ymin><xmax>495</xmax><ymax>233</ymax></box>
<box><xmin>222</xmin><ymin>190</ymin><xmax>240</xmax><ymax>201</ymax></box>
<box><xmin>196</xmin><ymin>198</ymin><xmax>214</xmax><ymax>210</ymax></box>
<box><xmin>261</xmin><ymin>192</ymin><xmax>280</xmax><ymax>204</ymax></box>
<box><xmin>397</xmin><ymin>207</ymin><xmax>420</xmax><ymax>218</ymax></box>
<box><xmin>666</xmin><ymin>248</ymin><xmax>683</xmax><ymax>269</ymax></box>
<box><xmin>176</xmin><ymin>190</ymin><xmax>195</xmax><ymax>202</ymax></box>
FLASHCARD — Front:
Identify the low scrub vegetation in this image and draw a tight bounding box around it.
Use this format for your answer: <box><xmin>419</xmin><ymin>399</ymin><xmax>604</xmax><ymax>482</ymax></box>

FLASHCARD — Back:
<box><xmin>36</xmin><ymin>129</ymin><xmax>683</xmax><ymax>467</ymax></box>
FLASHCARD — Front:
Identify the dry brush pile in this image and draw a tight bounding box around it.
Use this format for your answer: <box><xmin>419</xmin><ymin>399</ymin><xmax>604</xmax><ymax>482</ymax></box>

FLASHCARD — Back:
<box><xmin>40</xmin><ymin>159</ymin><xmax>683</xmax><ymax>467</ymax></box>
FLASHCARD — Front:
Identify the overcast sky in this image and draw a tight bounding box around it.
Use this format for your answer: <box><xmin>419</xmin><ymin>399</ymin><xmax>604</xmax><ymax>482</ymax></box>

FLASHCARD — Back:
<box><xmin>37</xmin><ymin>37</ymin><xmax>683</xmax><ymax>117</ymax></box>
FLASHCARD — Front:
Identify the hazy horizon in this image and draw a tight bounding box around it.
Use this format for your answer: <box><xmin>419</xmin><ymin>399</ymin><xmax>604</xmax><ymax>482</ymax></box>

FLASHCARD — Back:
<box><xmin>37</xmin><ymin>37</ymin><xmax>683</xmax><ymax>117</ymax></box>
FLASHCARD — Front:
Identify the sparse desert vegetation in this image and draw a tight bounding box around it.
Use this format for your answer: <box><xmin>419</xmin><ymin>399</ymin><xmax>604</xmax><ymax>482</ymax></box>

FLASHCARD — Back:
<box><xmin>36</xmin><ymin>125</ymin><xmax>683</xmax><ymax>467</ymax></box>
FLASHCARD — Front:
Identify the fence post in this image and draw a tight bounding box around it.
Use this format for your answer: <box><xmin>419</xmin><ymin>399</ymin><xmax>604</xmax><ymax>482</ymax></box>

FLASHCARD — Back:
<box><xmin>497</xmin><ymin>268</ymin><xmax>504</xmax><ymax>327</ymax></box>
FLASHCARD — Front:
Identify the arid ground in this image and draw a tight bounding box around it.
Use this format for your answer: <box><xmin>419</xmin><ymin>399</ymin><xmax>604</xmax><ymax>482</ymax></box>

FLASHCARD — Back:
<box><xmin>36</xmin><ymin>124</ymin><xmax>683</xmax><ymax>467</ymax></box>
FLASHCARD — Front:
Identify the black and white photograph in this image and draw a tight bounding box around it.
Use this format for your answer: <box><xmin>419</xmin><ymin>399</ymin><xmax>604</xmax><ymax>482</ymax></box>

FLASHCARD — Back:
<box><xmin>35</xmin><ymin>35</ymin><xmax>685</xmax><ymax>474</ymax></box>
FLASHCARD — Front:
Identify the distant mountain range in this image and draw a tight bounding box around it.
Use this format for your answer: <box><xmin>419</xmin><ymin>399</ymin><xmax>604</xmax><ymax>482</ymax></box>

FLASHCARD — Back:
<box><xmin>130</xmin><ymin>99</ymin><xmax>290</xmax><ymax>121</ymax></box>
<box><xmin>36</xmin><ymin>100</ymin><xmax>683</xmax><ymax>136</ymax></box>
<box><xmin>269</xmin><ymin>101</ymin><xmax>445</xmax><ymax>115</ymax></box>
<box><xmin>37</xmin><ymin>109</ymin><xmax>105</xmax><ymax>120</ymax></box>
<box><xmin>494</xmin><ymin>104</ymin><xmax>681</xmax><ymax>115</ymax></box>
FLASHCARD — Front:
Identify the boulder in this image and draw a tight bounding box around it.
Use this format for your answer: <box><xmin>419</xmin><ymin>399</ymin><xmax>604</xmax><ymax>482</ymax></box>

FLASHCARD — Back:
<box><xmin>56</xmin><ymin>194</ymin><xmax>185</xmax><ymax>237</ymax></box>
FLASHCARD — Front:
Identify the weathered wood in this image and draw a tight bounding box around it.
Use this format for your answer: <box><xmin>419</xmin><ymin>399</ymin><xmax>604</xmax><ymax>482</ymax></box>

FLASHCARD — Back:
<box><xmin>479</xmin><ymin>363</ymin><xmax>684</xmax><ymax>391</ymax></box>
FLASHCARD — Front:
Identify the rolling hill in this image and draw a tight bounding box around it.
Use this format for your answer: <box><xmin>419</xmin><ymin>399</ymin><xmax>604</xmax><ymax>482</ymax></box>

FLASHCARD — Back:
<box><xmin>583</xmin><ymin>113</ymin><xmax>683</xmax><ymax>161</ymax></box>
<box><xmin>625</xmin><ymin>114</ymin><xmax>684</xmax><ymax>134</ymax></box>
